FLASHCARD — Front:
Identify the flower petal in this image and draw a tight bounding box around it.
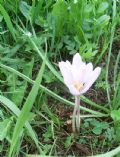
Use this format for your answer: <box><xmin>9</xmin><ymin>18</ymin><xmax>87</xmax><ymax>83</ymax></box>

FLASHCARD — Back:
<box><xmin>71</xmin><ymin>63</ymin><xmax>86</xmax><ymax>83</ymax></box>
<box><xmin>59</xmin><ymin>61</ymin><xmax>73</xmax><ymax>86</ymax></box>
<box><xmin>72</xmin><ymin>53</ymin><xmax>84</xmax><ymax>67</ymax></box>
<box><xmin>83</xmin><ymin>62</ymin><xmax>93</xmax><ymax>83</ymax></box>
<box><xmin>80</xmin><ymin>67</ymin><xmax>101</xmax><ymax>94</ymax></box>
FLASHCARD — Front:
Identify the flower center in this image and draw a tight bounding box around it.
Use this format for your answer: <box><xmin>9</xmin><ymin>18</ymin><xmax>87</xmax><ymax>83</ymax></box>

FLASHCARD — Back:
<box><xmin>73</xmin><ymin>81</ymin><xmax>84</xmax><ymax>92</ymax></box>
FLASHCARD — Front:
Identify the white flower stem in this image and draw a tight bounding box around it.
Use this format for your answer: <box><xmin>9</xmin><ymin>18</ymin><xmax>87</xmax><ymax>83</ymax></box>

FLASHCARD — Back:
<box><xmin>72</xmin><ymin>96</ymin><xmax>80</xmax><ymax>133</ymax></box>
<box><xmin>76</xmin><ymin>97</ymin><xmax>80</xmax><ymax>132</ymax></box>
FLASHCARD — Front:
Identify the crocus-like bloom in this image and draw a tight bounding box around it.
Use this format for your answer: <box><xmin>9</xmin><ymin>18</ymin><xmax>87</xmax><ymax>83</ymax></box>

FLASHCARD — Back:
<box><xmin>59</xmin><ymin>53</ymin><xmax>101</xmax><ymax>96</ymax></box>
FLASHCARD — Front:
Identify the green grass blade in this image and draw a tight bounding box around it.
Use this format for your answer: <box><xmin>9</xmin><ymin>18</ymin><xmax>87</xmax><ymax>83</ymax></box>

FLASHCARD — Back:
<box><xmin>105</xmin><ymin>0</ymin><xmax>116</xmax><ymax>108</ymax></box>
<box><xmin>0</xmin><ymin>95</ymin><xmax>42</xmax><ymax>153</ymax></box>
<box><xmin>95</xmin><ymin>41</ymin><xmax>109</xmax><ymax>66</ymax></box>
<box><xmin>113</xmin><ymin>50</ymin><xmax>120</xmax><ymax>90</ymax></box>
<box><xmin>0</xmin><ymin>4</ymin><xmax>16</xmax><ymax>40</ymax></box>
<box><xmin>81</xmin><ymin>96</ymin><xmax>109</xmax><ymax>113</ymax></box>
<box><xmin>8</xmin><ymin>58</ymin><xmax>46</xmax><ymax>157</ymax></box>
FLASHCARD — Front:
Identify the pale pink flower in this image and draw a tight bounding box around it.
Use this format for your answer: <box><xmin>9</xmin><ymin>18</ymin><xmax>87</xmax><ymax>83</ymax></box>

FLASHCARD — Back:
<box><xmin>59</xmin><ymin>53</ymin><xmax>101</xmax><ymax>96</ymax></box>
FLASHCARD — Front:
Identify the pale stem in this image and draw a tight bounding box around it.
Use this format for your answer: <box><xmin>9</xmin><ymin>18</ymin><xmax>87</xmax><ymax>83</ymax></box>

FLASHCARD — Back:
<box><xmin>72</xmin><ymin>96</ymin><xmax>80</xmax><ymax>133</ymax></box>
<box><xmin>76</xmin><ymin>96</ymin><xmax>80</xmax><ymax>132</ymax></box>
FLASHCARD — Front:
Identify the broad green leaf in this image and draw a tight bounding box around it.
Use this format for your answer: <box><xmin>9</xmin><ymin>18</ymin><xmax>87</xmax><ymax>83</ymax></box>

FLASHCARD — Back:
<box><xmin>43</xmin><ymin>125</ymin><xmax>53</xmax><ymax>142</ymax></box>
<box><xmin>90</xmin><ymin>119</ymin><xmax>109</xmax><ymax>135</ymax></box>
<box><xmin>64</xmin><ymin>134</ymin><xmax>74</xmax><ymax>148</ymax></box>
<box><xmin>92</xmin><ymin>127</ymin><xmax>102</xmax><ymax>135</ymax></box>
<box><xmin>0</xmin><ymin>118</ymin><xmax>11</xmax><ymax>141</ymax></box>
<box><xmin>51</xmin><ymin>0</ymin><xmax>68</xmax><ymax>36</ymax></box>
<box><xmin>92</xmin><ymin>121</ymin><xmax>109</xmax><ymax>135</ymax></box>
<box><xmin>97</xmin><ymin>2</ymin><xmax>109</xmax><ymax>14</ymax></box>
<box><xmin>84</xmin><ymin>4</ymin><xmax>93</xmax><ymax>13</ymax></box>
<box><xmin>19</xmin><ymin>1</ymin><xmax>31</xmax><ymax>20</ymax></box>
<box><xmin>111</xmin><ymin>109</ymin><xmax>120</xmax><ymax>121</ymax></box>
<box><xmin>96</xmin><ymin>15</ymin><xmax>110</xmax><ymax>28</ymax></box>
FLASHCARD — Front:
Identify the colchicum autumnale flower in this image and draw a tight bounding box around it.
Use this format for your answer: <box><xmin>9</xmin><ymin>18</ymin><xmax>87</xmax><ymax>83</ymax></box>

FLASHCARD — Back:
<box><xmin>59</xmin><ymin>53</ymin><xmax>101</xmax><ymax>132</ymax></box>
